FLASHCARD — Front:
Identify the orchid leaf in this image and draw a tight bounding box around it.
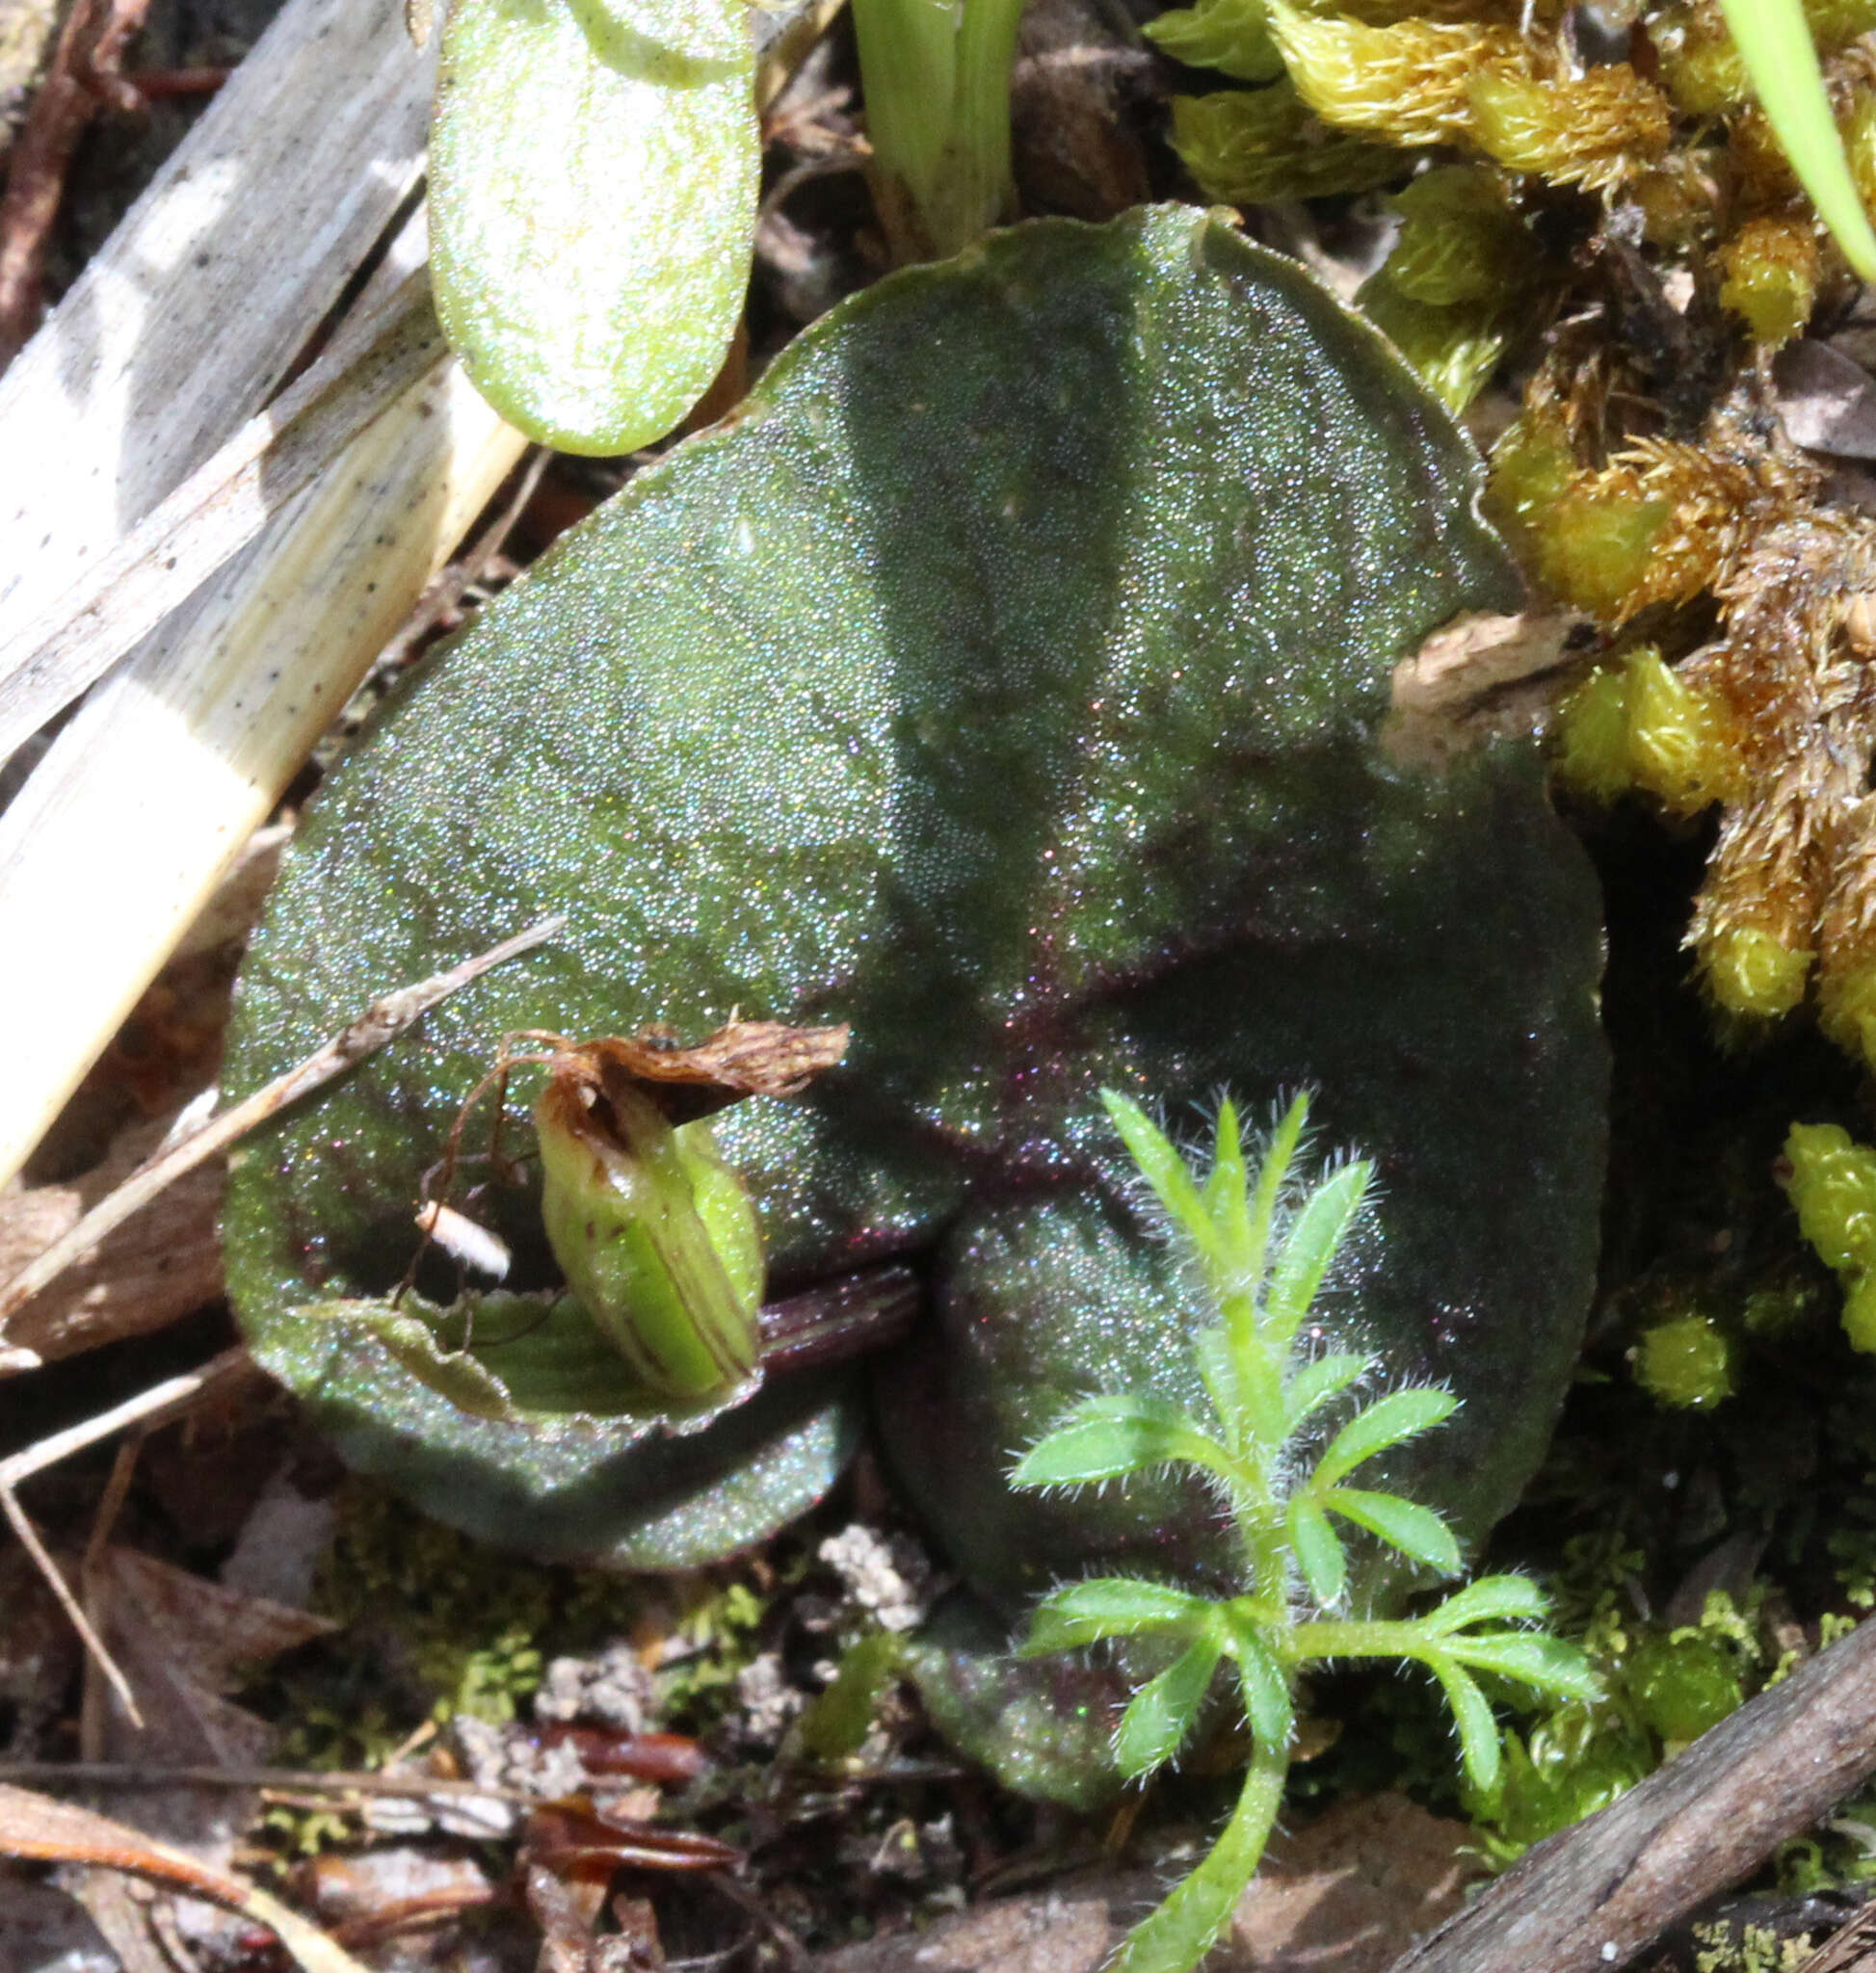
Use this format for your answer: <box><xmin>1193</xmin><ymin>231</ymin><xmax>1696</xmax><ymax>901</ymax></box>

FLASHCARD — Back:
<box><xmin>224</xmin><ymin>207</ymin><xmax>1602</xmax><ymax>1599</ymax></box>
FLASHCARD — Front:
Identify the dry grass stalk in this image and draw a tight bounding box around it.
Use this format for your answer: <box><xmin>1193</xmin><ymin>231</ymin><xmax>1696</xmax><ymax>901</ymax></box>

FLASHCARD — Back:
<box><xmin>0</xmin><ymin>273</ymin><xmax>448</xmax><ymax>758</ymax></box>
<box><xmin>0</xmin><ymin>0</ymin><xmax>434</xmax><ymax>635</ymax></box>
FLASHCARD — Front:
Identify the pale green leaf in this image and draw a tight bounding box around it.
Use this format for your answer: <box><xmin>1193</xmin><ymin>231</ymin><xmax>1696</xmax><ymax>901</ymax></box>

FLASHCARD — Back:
<box><xmin>1286</xmin><ymin>1496</ymin><xmax>1347</xmax><ymax>1606</ymax></box>
<box><xmin>1444</xmin><ymin>1631</ymin><xmax>1599</xmax><ymax>1701</ymax></box>
<box><xmin>1325</xmin><ymin>1487</ymin><xmax>1463</xmax><ymax>1575</ymax></box>
<box><xmin>1244</xmin><ymin>1090</ymin><xmax>1310</xmax><ymax>1299</ymax></box>
<box><xmin>1418</xmin><ymin>1574</ymin><xmax>1550</xmax><ymax>1636</ymax></box>
<box><xmin>1282</xmin><ymin>1351</ymin><xmax>1372</xmax><ymax>1434</ymax></box>
<box><xmin>1312</xmin><ymin>1385</ymin><xmax>1456</xmax><ymax>1489</ymax></box>
<box><xmin>1229</xmin><ymin>1628</ymin><xmax>1293</xmax><ymax>1750</ymax></box>
<box><xmin>1204</xmin><ymin>1099</ymin><xmax>1254</xmax><ymax>1277</ymax></box>
<box><xmin>1427</xmin><ymin>1656</ymin><xmax>1501</xmax><ymax>1796</ymax></box>
<box><xmin>1021</xmin><ymin>1577</ymin><xmax>1215</xmax><ymax>1654</ymax></box>
<box><xmin>1101</xmin><ymin>1092</ymin><xmax>1220</xmax><ymax>1266</ymax></box>
<box><xmin>430</xmin><ymin>0</ymin><xmax>758</xmax><ymax>453</ymax></box>
<box><xmin>1264</xmin><ymin>1159</ymin><xmax>1372</xmax><ymax>1346</ymax></box>
<box><xmin>1012</xmin><ymin>1392</ymin><xmax>1225</xmax><ymax>1487</ymax></box>
<box><xmin>1194</xmin><ymin>1328</ymin><xmax>1242</xmax><ymax>1434</ymax></box>
<box><xmin>1116</xmin><ymin>1635</ymin><xmax>1224</xmax><ymax>1778</ymax></box>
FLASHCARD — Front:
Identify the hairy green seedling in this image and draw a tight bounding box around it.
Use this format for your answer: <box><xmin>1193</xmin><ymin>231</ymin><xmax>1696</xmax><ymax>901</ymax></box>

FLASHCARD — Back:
<box><xmin>1014</xmin><ymin>1092</ymin><xmax>1598</xmax><ymax>1973</ymax></box>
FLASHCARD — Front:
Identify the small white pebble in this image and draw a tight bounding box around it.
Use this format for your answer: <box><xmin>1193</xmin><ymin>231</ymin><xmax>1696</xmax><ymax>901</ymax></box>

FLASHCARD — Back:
<box><xmin>414</xmin><ymin>1199</ymin><xmax>511</xmax><ymax>1280</ymax></box>
<box><xmin>1600</xmin><ymin>1942</ymin><xmax>1618</xmax><ymax>1961</ymax></box>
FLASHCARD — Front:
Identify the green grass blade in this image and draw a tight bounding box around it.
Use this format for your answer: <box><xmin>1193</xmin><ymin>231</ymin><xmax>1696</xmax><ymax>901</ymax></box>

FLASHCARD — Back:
<box><xmin>1717</xmin><ymin>0</ymin><xmax>1876</xmax><ymax>280</ymax></box>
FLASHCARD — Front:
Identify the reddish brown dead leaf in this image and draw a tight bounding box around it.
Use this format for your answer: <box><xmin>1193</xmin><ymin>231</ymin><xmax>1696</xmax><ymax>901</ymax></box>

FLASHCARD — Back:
<box><xmin>529</xmin><ymin>1725</ymin><xmax>713</xmax><ymax>1784</ymax></box>
<box><xmin>525</xmin><ymin>1798</ymin><xmax>742</xmax><ymax>1878</ymax></box>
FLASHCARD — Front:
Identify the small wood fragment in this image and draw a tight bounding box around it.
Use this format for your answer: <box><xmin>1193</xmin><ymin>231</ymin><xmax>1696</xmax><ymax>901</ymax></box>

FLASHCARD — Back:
<box><xmin>0</xmin><ymin>1105</ymin><xmax>225</xmax><ymax>1367</ymax></box>
<box><xmin>1384</xmin><ymin>607</ymin><xmax>1589</xmax><ymax>768</ymax></box>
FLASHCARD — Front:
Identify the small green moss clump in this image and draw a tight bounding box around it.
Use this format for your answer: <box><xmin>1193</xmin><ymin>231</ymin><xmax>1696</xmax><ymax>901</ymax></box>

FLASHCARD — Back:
<box><xmin>1784</xmin><ymin>1123</ymin><xmax>1876</xmax><ymax>1353</ymax></box>
<box><xmin>1634</xmin><ymin>1313</ymin><xmax>1739</xmax><ymax>1409</ymax></box>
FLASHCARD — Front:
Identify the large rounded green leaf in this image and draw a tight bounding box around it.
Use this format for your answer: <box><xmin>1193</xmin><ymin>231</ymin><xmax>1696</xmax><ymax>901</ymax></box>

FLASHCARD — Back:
<box><xmin>429</xmin><ymin>0</ymin><xmax>757</xmax><ymax>454</ymax></box>
<box><xmin>222</xmin><ymin>206</ymin><xmax>1605</xmax><ymax>1582</ymax></box>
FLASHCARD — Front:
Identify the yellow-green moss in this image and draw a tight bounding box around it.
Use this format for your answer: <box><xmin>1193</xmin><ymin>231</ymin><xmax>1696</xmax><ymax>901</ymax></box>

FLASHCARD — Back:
<box><xmin>1702</xmin><ymin>927</ymin><xmax>1814</xmax><ymax>1020</ymax></box>
<box><xmin>1634</xmin><ymin>1313</ymin><xmax>1738</xmax><ymax>1407</ymax></box>
<box><xmin>1718</xmin><ymin>216</ymin><xmax>1821</xmax><ymax>348</ymax></box>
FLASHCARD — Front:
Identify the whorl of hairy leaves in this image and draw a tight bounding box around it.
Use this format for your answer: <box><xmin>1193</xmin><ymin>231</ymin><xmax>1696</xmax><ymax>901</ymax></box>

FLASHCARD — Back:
<box><xmin>1011</xmin><ymin>1094</ymin><xmax>1597</xmax><ymax>1973</ymax></box>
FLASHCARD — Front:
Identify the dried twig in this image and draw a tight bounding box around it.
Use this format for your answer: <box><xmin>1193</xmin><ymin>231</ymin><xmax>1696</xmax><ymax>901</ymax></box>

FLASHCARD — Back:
<box><xmin>0</xmin><ymin>913</ymin><xmax>565</xmax><ymax>1347</ymax></box>
<box><xmin>0</xmin><ymin>0</ymin><xmax>151</xmax><ymax>366</ymax></box>
<box><xmin>1385</xmin><ymin>1617</ymin><xmax>1876</xmax><ymax>1973</ymax></box>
